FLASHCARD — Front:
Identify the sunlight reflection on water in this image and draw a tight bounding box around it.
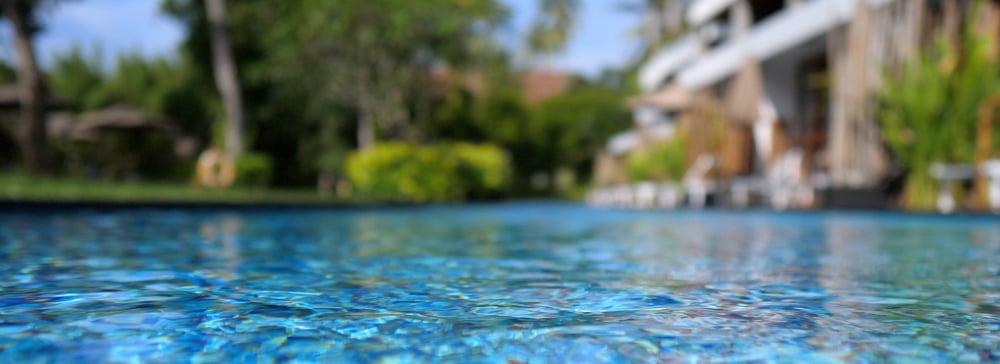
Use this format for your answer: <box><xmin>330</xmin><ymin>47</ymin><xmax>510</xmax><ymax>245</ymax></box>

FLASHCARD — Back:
<box><xmin>0</xmin><ymin>204</ymin><xmax>998</xmax><ymax>362</ymax></box>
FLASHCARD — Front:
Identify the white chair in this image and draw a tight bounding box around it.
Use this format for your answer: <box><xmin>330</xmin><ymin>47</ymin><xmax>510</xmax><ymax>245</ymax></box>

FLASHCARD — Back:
<box><xmin>980</xmin><ymin>159</ymin><xmax>1000</xmax><ymax>213</ymax></box>
<box><xmin>683</xmin><ymin>155</ymin><xmax>717</xmax><ymax>209</ymax></box>
<box><xmin>613</xmin><ymin>185</ymin><xmax>635</xmax><ymax>208</ymax></box>
<box><xmin>930</xmin><ymin>163</ymin><xmax>975</xmax><ymax>214</ymax></box>
<box><xmin>729</xmin><ymin>177</ymin><xmax>761</xmax><ymax>209</ymax></box>
<box><xmin>766</xmin><ymin>149</ymin><xmax>815</xmax><ymax>210</ymax></box>
<box><xmin>656</xmin><ymin>182</ymin><xmax>681</xmax><ymax>208</ymax></box>
<box><xmin>634</xmin><ymin>182</ymin><xmax>658</xmax><ymax>208</ymax></box>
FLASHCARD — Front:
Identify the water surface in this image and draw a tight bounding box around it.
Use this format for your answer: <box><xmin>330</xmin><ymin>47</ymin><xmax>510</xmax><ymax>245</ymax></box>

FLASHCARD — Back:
<box><xmin>1</xmin><ymin>203</ymin><xmax>998</xmax><ymax>362</ymax></box>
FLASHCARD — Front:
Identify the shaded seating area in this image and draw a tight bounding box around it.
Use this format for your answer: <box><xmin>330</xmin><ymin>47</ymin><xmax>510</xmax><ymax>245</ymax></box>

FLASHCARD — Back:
<box><xmin>588</xmin><ymin>60</ymin><xmax>833</xmax><ymax>211</ymax></box>
<box><xmin>53</xmin><ymin>105</ymin><xmax>197</xmax><ymax>180</ymax></box>
<box><xmin>586</xmin><ymin>154</ymin><xmax>715</xmax><ymax>210</ymax></box>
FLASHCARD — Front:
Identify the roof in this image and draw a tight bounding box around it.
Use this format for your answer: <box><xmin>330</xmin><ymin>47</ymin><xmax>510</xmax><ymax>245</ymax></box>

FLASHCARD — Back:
<box><xmin>722</xmin><ymin>58</ymin><xmax>764</xmax><ymax>124</ymax></box>
<box><xmin>627</xmin><ymin>83</ymin><xmax>694</xmax><ymax>111</ymax></box>
<box><xmin>605</xmin><ymin>122</ymin><xmax>676</xmax><ymax>156</ymax></box>
<box><xmin>686</xmin><ymin>0</ymin><xmax>738</xmax><ymax>26</ymax></box>
<box><xmin>677</xmin><ymin>0</ymin><xmax>896</xmax><ymax>89</ymax></box>
<box><xmin>638</xmin><ymin>34</ymin><xmax>702</xmax><ymax>92</ymax></box>
<box><xmin>638</xmin><ymin>0</ymin><xmax>898</xmax><ymax>91</ymax></box>
<box><xmin>521</xmin><ymin>69</ymin><xmax>572</xmax><ymax>105</ymax></box>
<box><xmin>71</xmin><ymin>104</ymin><xmax>178</xmax><ymax>141</ymax></box>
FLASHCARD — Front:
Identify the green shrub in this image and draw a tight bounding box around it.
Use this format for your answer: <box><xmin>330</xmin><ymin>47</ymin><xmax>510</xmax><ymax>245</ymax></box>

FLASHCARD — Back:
<box><xmin>55</xmin><ymin>128</ymin><xmax>183</xmax><ymax>181</ymax></box>
<box><xmin>346</xmin><ymin>142</ymin><xmax>510</xmax><ymax>202</ymax></box>
<box><xmin>627</xmin><ymin>135</ymin><xmax>688</xmax><ymax>182</ymax></box>
<box><xmin>316</xmin><ymin>148</ymin><xmax>348</xmax><ymax>176</ymax></box>
<box><xmin>235</xmin><ymin>152</ymin><xmax>274</xmax><ymax>188</ymax></box>
<box><xmin>878</xmin><ymin>18</ymin><xmax>1000</xmax><ymax>210</ymax></box>
<box><xmin>452</xmin><ymin>143</ymin><xmax>511</xmax><ymax>199</ymax></box>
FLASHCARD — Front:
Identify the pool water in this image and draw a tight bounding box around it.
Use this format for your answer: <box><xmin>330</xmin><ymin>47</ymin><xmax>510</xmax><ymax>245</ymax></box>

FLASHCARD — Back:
<box><xmin>1</xmin><ymin>203</ymin><xmax>998</xmax><ymax>363</ymax></box>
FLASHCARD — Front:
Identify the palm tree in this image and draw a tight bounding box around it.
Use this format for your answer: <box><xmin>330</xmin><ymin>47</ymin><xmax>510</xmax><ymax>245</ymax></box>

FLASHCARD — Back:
<box><xmin>527</xmin><ymin>0</ymin><xmax>579</xmax><ymax>60</ymax></box>
<box><xmin>1</xmin><ymin>0</ymin><xmax>51</xmax><ymax>172</ymax></box>
<box><xmin>621</xmin><ymin>0</ymin><xmax>687</xmax><ymax>61</ymax></box>
<box><xmin>204</xmin><ymin>0</ymin><xmax>244</xmax><ymax>157</ymax></box>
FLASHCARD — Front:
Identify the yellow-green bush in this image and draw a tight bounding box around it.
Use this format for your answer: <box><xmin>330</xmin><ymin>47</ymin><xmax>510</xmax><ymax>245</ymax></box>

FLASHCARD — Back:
<box><xmin>346</xmin><ymin>142</ymin><xmax>510</xmax><ymax>202</ymax></box>
<box><xmin>235</xmin><ymin>153</ymin><xmax>274</xmax><ymax>188</ymax></box>
<box><xmin>627</xmin><ymin>135</ymin><xmax>688</xmax><ymax>182</ymax></box>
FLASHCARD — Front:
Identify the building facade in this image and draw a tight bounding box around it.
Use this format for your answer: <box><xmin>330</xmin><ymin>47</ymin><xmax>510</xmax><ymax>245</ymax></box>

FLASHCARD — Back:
<box><xmin>596</xmin><ymin>0</ymin><xmax>988</xmax><ymax>209</ymax></box>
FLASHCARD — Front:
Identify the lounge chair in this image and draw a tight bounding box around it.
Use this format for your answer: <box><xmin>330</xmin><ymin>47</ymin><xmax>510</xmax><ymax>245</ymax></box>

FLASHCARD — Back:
<box><xmin>766</xmin><ymin>149</ymin><xmax>814</xmax><ymax>210</ymax></box>
<box><xmin>980</xmin><ymin>159</ymin><xmax>1000</xmax><ymax>213</ymax></box>
<box><xmin>634</xmin><ymin>182</ymin><xmax>658</xmax><ymax>208</ymax></box>
<box><xmin>728</xmin><ymin>176</ymin><xmax>763</xmax><ymax>208</ymax></box>
<box><xmin>657</xmin><ymin>182</ymin><xmax>682</xmax><ymax>208</ymax></box>
<box><xmin>683</xmin><ymin>154</ymin><xmax>717</xmax><ymax>209</ymax></box>
<box><xmin>930</xmin><ymin>163</ymin><xmax>975</xmax><ymax>214</ymax></box>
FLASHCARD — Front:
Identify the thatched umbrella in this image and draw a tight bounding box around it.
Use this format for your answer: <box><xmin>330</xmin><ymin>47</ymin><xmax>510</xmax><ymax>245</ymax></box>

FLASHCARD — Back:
<box><xmin>827</xmin><ymin>0</ymin><xmax>888</xmax><ymax>187</ymax></box>
<box><xmin>723</xmin><ymin>58</ymin><xmax>765</xmax><ymax>125</ymax></box>
<box><xmin>627</xmin><ymin>83</ymin><xmax>693</xmax><ymax>111</ymax></box>
<box><xmin>715</xmin><ymin>58</ymin><xmax>768</xmax><ymax>176</ymax></box>
<box><xmin>71</xmin><ymin>104</ymin><xmax>179</xmax><ymax>141</ymax></box>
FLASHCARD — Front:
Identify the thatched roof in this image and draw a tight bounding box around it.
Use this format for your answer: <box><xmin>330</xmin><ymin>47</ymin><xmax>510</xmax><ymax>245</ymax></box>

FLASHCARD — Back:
<box><xmin>627</xmin><ymin>83</ymin><xmax>693</xmax><ymax>110</ymax></box>
<box><xmin>723</xmin><ymin>58</ymin><xmax>765</xmax><ymax>124</ymax></box>
<box><xmin>70</xmin><ymin>104</ymin><xmax>178</xmax><ymax>141</ymax></box>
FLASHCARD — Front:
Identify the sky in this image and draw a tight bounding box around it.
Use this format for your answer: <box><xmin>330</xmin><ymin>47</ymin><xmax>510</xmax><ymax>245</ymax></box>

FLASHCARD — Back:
<box><xmin>0</xmin><ymin>0</ymin><xmax>185</xmax><ymax>67</ymax></box>
<box><xmin>1</xmin><ymin>0</ymin><xmax>643</xmax><ymax>77</ymax></box>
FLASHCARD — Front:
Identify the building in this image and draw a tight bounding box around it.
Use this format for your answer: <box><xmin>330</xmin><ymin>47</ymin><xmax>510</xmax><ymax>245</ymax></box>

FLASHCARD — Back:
<box><xmin>596</xmin><ymin>0</ymin><xmax>993</xmax><ymax>209</ymax></box>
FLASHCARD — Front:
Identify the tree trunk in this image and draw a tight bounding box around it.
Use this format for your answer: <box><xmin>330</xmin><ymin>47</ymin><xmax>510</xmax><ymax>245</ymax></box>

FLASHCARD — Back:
<box><xmin>3</xmin><ymin>0</ymin><xmax>50</xmax><ymax>172</ymax></box>
<box><xmin>356</xmin><ymin>112</ymin><xmax>374</xmax><ymax>150</ymax></box>
<box><xmin>354</xmin><ymin>59</ymin><xmax>375</xmax><ymax>149</ymax></box>
<box><xmin>205</xmin><ymin>0</ymin><xmax>245</xmax><ymax>157</ymax></box>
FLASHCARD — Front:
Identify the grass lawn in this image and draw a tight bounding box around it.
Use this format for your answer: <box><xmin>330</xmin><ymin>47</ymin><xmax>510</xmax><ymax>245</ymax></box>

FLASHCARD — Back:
<box><xmin>0</xmin><ymin>173</ymin><xmax>346</xmax><ymax>205</ymax></box>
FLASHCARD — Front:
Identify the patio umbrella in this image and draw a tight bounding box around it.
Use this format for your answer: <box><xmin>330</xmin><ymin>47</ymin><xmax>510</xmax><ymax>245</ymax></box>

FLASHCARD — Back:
<box><xmin>627</xmin><ymin>83</ymin><xmax>693</xmax><ymax>111</ymax></box>
<box><xmin>71</xmin><ymin>104</ymin><xmax>178</xmax><ymax>141</ymax></box>
<box><xmin>723</xmin><ymin>58</ymin><xmax>765</xmax><ymax>125</ymax></box>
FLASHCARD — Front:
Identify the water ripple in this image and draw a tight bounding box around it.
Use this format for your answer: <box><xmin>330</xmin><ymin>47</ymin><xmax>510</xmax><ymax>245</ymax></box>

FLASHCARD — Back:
<box><xmin>0</xmin><ymin>205</ymin><xmax>998</xmax><ymax>362</ymax></box>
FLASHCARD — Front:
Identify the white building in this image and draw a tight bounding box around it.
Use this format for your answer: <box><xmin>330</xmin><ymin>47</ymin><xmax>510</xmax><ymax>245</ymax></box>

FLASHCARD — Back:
<box><xmin>599</xmin><ymin>0</ymin><xmax>946</xmax><ymax>206</ymax></box>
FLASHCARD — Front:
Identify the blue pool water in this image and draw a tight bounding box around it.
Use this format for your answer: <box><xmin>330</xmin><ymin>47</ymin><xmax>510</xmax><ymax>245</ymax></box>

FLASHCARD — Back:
<box><xmin>0</xmin><ymin>203</ymin><xmax>998</xmax><ymax>363</ymax></box>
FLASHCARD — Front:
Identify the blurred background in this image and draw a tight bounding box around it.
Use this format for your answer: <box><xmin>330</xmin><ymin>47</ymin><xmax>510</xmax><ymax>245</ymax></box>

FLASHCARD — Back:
<box><xmin>0</xmin><ymin>0</ymin><xmax>997</xmax><ymax>212</ymax></box>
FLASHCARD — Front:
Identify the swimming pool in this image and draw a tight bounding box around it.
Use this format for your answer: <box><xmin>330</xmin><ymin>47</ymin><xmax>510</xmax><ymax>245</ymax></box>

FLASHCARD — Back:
<box><xmin>1</xmin><ymin>203</ymin><xmax>998</xmax><ymax>362</ymax></box>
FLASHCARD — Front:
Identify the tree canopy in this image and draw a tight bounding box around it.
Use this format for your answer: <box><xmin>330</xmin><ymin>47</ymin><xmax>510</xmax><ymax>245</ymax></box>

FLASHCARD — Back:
<box><xmin>11</xmin><ymin>0</ymin><xmax>635</xmax><ymax>198</ymax></box>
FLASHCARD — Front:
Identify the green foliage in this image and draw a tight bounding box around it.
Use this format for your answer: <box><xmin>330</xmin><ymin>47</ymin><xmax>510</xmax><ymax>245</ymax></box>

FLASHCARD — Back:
<box><xmin>160</xmin><ymin>0</ymin><xmax>511</xmax><ymax>186</ymax></box>
<box><xmin>527</xmin><ymin>0</ymin><xmax>579</xmax><ymax>57</ymax></box>
<box><xmin>57</xmin><ymin>127</ymin><xmax>182</xmax><ymax>181</ymax></box>
<box><xmin>46</xmin><ymin>47</ymin><xmax>105</xmax><ymax>111</ymax></box>
<box><xmin>235</xmin><ymin>152</ymin><xmax>274</xmax><ymax>188</ymax></box>
<box><xmin>47</xmin><ymin>49</ymin><xmax>217</xmax><ymax>139</ymax></box>
<box><xmin>346</xmin><ymin>142</ymin><xmax>509</xmax><ymax>202</ymax></box>
<box><xmin>0</xmin><ymin>60</ymin><xmax>16</xmax><ymax>83</ymax></box>
<box><xmin>452</xmin><ymin>142</ymin><xmax>511</xmax><ymax>199</ymax></box>
<box><xmin>0</xmin><ymin>172</ymin><xmax>344</xmax><ymax>204</ymax></box>
<box><xmin>263</xmin><ymin>0</ymin><xmax>509</xmax><ymax>142</ymax></box>
<box><xmin>45</xmin><ymin>50</ymin><xmax>215</xmax><ymax>180</ymax></box>
<box><xmin>878</xmin><ymin>22</ymin><xmax>1000</xmax><ymax>210</ymax></box>
<box><xmin>526</xmin><ymin>85</ymin><xmax>631</xmax><ymax>183</ymax></box>
<box><xmin>416</xmin><ymin>68</ymin><xmax>631</xmax><ymax>196</ymax></box>
<box><xmin>16</xmin><ymin>0</ymin><xmax>635</xmax><ymax>202</ymax></box>
<box><xmin>316</xmin><ymin>148</ymin><xmax>348</xmax><ymax>176</ymax></box>
<box><xmin>627</xmin><ymin>135</ymin><xmax>688</xmax><ymax>182</ymax></box>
